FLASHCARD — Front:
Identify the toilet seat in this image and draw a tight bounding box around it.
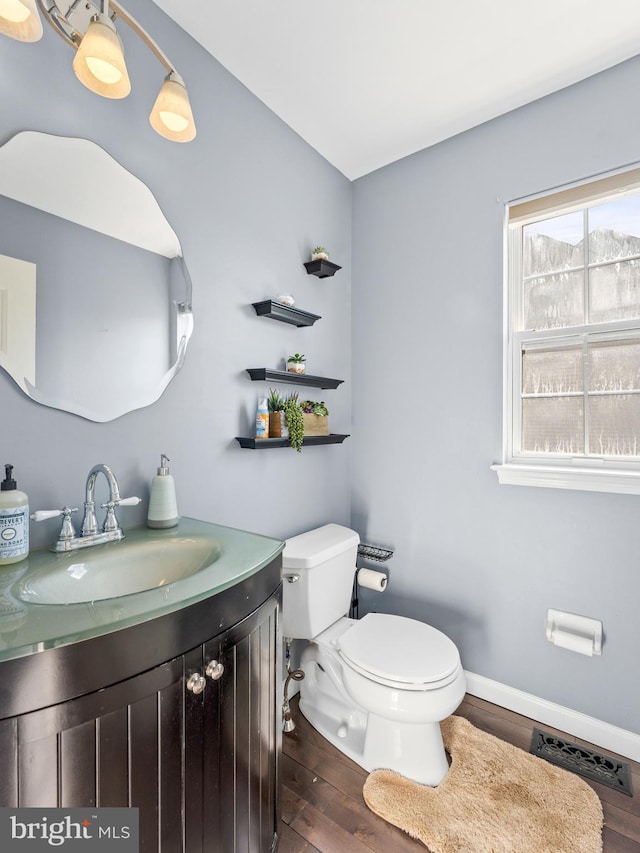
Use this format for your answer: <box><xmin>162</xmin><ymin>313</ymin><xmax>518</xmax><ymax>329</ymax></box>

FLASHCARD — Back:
<box><xmin>337</xmin><ymin>613</ymin><xmax>461</xmax><ymax>691</ymax></box>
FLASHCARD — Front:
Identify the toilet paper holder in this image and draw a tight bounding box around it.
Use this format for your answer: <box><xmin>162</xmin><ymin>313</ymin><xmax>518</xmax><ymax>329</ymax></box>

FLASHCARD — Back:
<box><xmin>545</xmin><ymin>608</ymin><xmax>603</xmax><ymax>656</ymax></box>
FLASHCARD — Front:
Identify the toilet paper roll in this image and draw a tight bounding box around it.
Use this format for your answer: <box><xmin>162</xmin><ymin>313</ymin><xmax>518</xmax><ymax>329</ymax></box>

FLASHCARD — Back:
<box><xmin>357</xmin><ymin>568</ymin><xmax>387</xmax><ymax>592</ymax></box>
<box><xmin>551</xmin><ymin>629</ymin><xmax>594</xmax><ymax>656</ymax></box>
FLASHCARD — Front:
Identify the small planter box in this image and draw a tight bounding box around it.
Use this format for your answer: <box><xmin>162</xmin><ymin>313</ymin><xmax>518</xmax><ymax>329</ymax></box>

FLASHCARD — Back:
<box><xmin>302</xmin><ymin>413</ymin><xmax>329</xmax><ymax>436</ymax></box>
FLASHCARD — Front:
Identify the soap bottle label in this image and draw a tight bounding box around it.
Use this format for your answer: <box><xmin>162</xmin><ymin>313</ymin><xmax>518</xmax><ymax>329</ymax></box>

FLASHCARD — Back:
<box><xmin>0</xmin><ymin>506</ymin><xmax>29</xmax><ymax>559</ymax></box>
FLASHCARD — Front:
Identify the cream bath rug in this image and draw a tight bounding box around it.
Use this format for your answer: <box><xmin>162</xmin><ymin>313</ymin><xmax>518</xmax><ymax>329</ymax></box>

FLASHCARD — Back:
<box><xmin>363</xmin><ymin>715</ymin><xmax>603</xmax><ymax>853</ymax></box>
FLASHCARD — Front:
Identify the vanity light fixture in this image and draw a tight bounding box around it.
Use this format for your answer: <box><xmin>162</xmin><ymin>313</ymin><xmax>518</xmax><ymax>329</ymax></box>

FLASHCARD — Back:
<box><xmin>0</xmin><ymin>0</ymin><xmax>43</xmax><ymax>41</ymax></box>
<box><xmin>0</xmin><ymin>0</ymin><xmax>196</xmax><ymax>142</ymax></box>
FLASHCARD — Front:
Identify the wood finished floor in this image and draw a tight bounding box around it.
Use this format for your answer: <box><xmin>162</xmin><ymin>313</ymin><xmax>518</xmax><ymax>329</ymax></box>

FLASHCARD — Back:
<box><xmin>279</xmin><ymin>693</ymin><xmax>640</xmax><ymax>852</ymax></box>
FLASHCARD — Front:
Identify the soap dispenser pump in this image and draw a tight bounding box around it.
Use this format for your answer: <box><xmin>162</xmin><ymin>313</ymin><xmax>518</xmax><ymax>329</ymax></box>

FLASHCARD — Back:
<box><xmin>147</xmin><ymin>454</ymin><xmax>179</xmax><ymax>529</ymax></box>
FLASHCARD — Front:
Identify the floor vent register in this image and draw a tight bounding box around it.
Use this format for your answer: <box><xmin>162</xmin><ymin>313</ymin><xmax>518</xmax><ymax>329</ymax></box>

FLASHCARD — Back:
<box><xmin>530</xmin><ymin>728</ymin><xmax>633</xmax><ymax>797</ymax></box>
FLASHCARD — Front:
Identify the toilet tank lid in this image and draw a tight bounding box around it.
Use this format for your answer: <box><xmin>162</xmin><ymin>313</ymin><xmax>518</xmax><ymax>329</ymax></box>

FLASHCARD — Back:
<box><xmin>283</xmin><ymin>524</ymin><xmax>360</xmax><ymax>569</ymax></box>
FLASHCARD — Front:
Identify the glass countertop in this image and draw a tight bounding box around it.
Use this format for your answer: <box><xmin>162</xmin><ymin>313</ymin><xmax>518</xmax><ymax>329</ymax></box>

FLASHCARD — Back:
<box><xmin>0</xmin><ymin>517</ymin><xmax>284</xmax><ymax>663</ymax></box>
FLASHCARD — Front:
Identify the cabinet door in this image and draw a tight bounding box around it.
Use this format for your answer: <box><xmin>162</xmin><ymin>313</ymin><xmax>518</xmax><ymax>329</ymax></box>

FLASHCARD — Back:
<box><xmin>201</xmin><ymin>592</ymin><xmax>281</xmax><ymax>853</ymax></box>
<box><xmin>3</xmin><ymin>655</ymin><xmax>188</xmax><ymax>853</ymax></box>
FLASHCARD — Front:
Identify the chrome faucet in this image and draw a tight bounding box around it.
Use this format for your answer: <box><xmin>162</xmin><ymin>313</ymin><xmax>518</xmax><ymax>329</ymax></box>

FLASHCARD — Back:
<box><xmin>31</xmin><ymin>464</ymin><xmax>141</xmax><ymax>553</ymax></box>
<box><xmin>81</xmin><ymin>463</ymin><xmax>122</xmax><ymax>537</ymax></box>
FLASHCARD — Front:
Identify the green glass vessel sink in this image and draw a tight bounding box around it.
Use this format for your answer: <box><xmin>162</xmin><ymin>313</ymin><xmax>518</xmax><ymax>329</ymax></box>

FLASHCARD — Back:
<box><xmin>16</xmin><ymin>534</ymin><xmax>222</xmax><ymax>605</ymax></box>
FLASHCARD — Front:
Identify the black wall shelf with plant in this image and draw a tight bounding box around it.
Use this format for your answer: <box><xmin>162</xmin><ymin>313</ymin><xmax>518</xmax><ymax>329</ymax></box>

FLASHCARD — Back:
<box><xmin>246</xmin><ymin>368</ymin><xmax>343</xmax><ymax>390</ymax></box>
<box><xmin>303</xmin><ymin>259</ymin><xmax>342</xmax><ymax>278</ymax></box>
<box><xmin>236</xmin><ymin>435</ymin><xmax>349</xmax><ymax>450</ymax></box>
<box><xmin>252</xmin><ymin>299</ymin><xmax>320</xmax><ymax>327</ymax></box>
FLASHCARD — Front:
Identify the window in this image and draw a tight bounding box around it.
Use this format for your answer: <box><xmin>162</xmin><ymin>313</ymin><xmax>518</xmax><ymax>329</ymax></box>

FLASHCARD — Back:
<box><xmin>494</xmin><ymin>167</ymin><xmax>640</xmax><ymax>493</ymax></box>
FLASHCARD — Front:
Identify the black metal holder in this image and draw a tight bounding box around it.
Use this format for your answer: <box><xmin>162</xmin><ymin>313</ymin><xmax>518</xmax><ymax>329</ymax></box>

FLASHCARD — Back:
<box><xmin>357</xmin><ymin>543</ymin><xmax>394</xmax><ymax>562</ymax></box>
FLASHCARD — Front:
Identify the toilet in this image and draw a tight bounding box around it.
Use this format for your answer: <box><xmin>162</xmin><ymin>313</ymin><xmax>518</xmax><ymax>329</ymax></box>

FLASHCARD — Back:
<box><xmin>282</xmin><ymin>523</ymin><xmax>466</xmax><ymax>786</ymax></box>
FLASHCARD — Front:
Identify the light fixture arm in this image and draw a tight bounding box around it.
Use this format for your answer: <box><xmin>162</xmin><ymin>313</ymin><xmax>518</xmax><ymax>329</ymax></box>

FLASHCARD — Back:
<box><xmin>108</xmin><ymin>0</ymin><xmax>178</xmax><ymax>79</ymax></box>
<box><xmin>36</xmin><ymin>0</ymin><xmax>180</xmax><ymax>78</ymax></box>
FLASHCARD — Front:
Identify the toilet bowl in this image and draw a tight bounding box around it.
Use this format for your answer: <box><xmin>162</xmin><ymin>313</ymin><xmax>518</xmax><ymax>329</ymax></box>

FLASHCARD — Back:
<box><xmin>282</xmin><ymin>524</ymin><xmax>466</xmax><ymax>786</ymax></box>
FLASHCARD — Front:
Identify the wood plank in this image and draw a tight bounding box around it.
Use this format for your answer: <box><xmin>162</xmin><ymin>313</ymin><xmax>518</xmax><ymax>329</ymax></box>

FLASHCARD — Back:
<box><xmin>277</xmin><ymin>821</ymin><xmax>322</xmax><ymax>853</ymax></box>
<box><xmin>0</xmin><ymin>717</ymin><xmax>17</xmax><ymax>806</ymax></box>
<box><xmin>284</xmin><ymin>734</ymin><xmax>367</xmax><ymax>802</ymax></box>
<box><xmin>60</xmin><ymin>719</ymin><xmax>96</xmax><ymax>807</ymax></box>
<box><xmin>97</xmin><ymin>707</ymin><xmax>128</xmax><ymax>807</ymax></box>
<box><xmin>604</xmin><ymin>801</ymin><xmax>640</xmax><ymax>842</ymax></box>
<box><xmin>290</xmin><ymin>802</ymin><xmax>376</xmax><ymax>853</ymax></box>
<box><xmin>281</xmin><ymin>756</ymin><xmax>339</xmax><ymax>819</ymax></box>
<box><xmin>603</xmin><ymin>827</ymin><xmax>640</xmax><ymax>852</ymax></box>
<box><xmin>129</xmin><ymin>692</ymin><xmax>159</xmax><ymax>853</ymax></box>
<box><xmin>316</xmin><ymin>785</ymin><xmax>432</xmax><ymax>853</ymax></box>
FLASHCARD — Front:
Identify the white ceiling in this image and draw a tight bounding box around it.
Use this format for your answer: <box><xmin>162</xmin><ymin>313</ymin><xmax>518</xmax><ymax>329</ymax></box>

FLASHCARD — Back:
<box><xmin>151</xmin><ymin>0</ymin><xmax>640</xmax><ymax>180</ymax></box>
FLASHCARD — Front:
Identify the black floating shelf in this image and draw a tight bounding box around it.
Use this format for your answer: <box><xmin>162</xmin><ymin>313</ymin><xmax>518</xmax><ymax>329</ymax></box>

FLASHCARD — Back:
<box><xmin>246</xmin><ymin>368</ymin><xmax>343</xmax><ymax>390</ymax></box>
<box><xmin>236</xmin><ymin>434</ymin><xmax>349</xmax><ymax>450</ymax></box>
<box><xmin>304</xmin><ymin>259</ymin><xmax>342</xmax><ymax>278</ymax></box>
<box><xmin>252</xmin><ymin>299</ymin><xmax>320</xmax><ymax>327</ymax></box>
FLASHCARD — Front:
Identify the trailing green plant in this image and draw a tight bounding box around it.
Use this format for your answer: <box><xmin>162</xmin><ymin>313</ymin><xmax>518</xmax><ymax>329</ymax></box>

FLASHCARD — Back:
<box><xmin>267</xmin><ymin>389</ymin><xmax>284</xmax><ymax>412</ymax></box>
<box><xmin>287</xmin><ymin>353</ymin><xmax>306</xmax><ymax>364</ymax></box>
<box><xmin>299</xmin><ymin>400</ymin><xmax>329</xmax><ymax>416</ymax></box>
<box><xmin>283</xmin><ymin>392</ymin><xmax>304</xmax><ymax>452</ymax></box>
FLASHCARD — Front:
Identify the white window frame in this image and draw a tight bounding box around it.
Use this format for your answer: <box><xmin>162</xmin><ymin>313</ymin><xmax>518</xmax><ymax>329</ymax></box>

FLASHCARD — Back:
<box><xmin>493</xmin><ymin>168</ymin><xmax>640</xmax><ymax>495</ymax></box>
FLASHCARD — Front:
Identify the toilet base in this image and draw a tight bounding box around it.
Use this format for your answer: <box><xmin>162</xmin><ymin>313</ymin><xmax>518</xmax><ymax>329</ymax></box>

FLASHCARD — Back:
<box><xmin>298</xmin><ymin>623</ymin><xmax>464</xmax><ymax>786</ymax></box>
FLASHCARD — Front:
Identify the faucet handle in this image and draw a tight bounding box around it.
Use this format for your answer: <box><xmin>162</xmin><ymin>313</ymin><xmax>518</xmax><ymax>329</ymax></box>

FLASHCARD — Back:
<box><xmin>118</xmin><ymin>496</ymin><xmax>142</xmax><ymax>507</ymax></box>
<box><xmin>31</xmin><ymin>509</ymin><xmax>64</xmax><ymax>522</ymax></box>
<box><xmin>31</xmin><ymin>507</ymin><xmax>78</xmax><ymax>543</ymax></box>
<box><xmin>99</xmin><ymin>496</ymin><xmax>141</xmax><ymax>533</ymax></box>
<box><xmin>31</xmin><ymin>506</ymin><xmax>78</xmax><ymax>523</ymax></box>
<box><xmin>100</xmin><ymin>496</ymin><xmax>141</xmax><ymax>509</ymax></box>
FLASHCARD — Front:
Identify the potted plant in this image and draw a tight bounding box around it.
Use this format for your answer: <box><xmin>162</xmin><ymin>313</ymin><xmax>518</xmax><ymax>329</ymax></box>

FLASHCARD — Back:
<box><xmin>267</xmin><ymin>389</ymin><xmax>287</xmax><ymax>438</ymax></box>
<box><xmin>311</xmin><ymin>246</ymin><xmax>329</xmax><ymax>261</ymax></box>
<box><xmin>283</xmin><ymin>392</ymin><xmax>304</xmax><ymax>451</ymax></box>
<box><xmin>299</xmin><ymin>400</ymin><xmax>329</xmax><ymax>435</ymax></box>
<box><xmin>286</xmin><ymin>353</ymin><xmax>306</xmax><ymax>374</ymax></box>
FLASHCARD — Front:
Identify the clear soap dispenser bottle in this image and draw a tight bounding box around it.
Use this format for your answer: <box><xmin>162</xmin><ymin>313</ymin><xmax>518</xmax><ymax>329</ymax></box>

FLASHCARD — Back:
<box><xmin>147</xmin><ymin>454</ymin><xmax>179</xmax><ymax>529</ymax></box>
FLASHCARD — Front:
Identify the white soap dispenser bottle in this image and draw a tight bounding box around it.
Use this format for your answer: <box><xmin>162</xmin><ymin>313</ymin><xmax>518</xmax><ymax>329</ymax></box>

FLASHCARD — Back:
<box><xmin>147</xmin><ymin>454</ymin><xmax>179</xmax><ymax>529</ymax></box>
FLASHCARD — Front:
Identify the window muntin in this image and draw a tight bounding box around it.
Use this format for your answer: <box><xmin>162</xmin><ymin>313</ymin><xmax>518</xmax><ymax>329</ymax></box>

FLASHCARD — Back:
<box><xmin>509</xmin><ymin>178</ymin><xmax>640</xmax><ymax>469</ymax></box>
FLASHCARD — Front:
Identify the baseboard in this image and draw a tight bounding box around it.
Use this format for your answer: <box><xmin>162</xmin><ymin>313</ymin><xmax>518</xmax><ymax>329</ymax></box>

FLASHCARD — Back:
<box><xmin>465</xmin><ymin>670</ymin><xmax>640</xmax><ymax>763</ymax></box>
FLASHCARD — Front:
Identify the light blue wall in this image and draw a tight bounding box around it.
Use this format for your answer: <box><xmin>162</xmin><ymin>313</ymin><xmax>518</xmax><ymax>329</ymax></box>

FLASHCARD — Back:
<box><xmin>3</xmin><ymin>0</ymin><xmax>638</xmax><ymax>735</ymax></box>
<box><xmin>352</xmin><ymin>56</ymin><xmax>640</xmax><ymax>733</ymax></box>
<box><xmin>0</xmin><ymin>0</ymin><xmax>352</xmax><ymax>548</ymax></box>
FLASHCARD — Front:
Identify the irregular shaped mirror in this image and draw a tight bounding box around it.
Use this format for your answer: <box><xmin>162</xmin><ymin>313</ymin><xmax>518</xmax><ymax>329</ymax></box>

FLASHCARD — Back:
<box><xmin>0</xmin><ymin>131</ymin><xmax>193</xmax><ymax>421</ymax></box>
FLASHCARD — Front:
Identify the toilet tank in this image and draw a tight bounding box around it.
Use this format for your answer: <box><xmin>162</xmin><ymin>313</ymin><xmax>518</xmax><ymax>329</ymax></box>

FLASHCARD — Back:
<box><xmin>281</xmin><ymin>524</ymin><xmax>360</xmax><ymax>639</ymax></box>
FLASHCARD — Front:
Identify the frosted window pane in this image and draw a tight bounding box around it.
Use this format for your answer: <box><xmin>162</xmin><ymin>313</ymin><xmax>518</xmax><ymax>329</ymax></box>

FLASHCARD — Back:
<box><xmin>589</xmin><ymin>339</ymin><xmax>640</xmax><ymax>391</ymax></box>
<box><xmin>589</xmin><ymin>259</ymin><xmax>640</xmax><ymax>323</ymax></box>
<box><xmin>522</xmin><ymin>346</ymin><xmax>583</xmax><ymax>395</ymax></box>
<box><xmin>522</xmin><ymin>397</ymin><xmax>584</xmax><ymax>454</ymax></box>
<box><xmin>589</xmin><ymin>395</ymin><xmax>640</xmax><ymax>457</ymax></box>
<box><xmin>523</xmin><ymin>271</ymin><xmax>584</xmax><ymax>330</ymax></box>
<box><xmin>523</xmin><ymin>212</ymin><xmax>583</xmax><ymax>276</ymax></box>
<box><xmin>588</xmin><ymin>196</ymin><xmax>640</xmax><ymax>263</ymax></box>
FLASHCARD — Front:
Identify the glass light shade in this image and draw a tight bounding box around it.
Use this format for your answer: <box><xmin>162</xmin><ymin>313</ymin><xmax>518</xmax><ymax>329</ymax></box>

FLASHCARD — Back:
<box><xmin>0</xmin><ymin>0</ymin><xmax>42</xmax><ymax>41</ymax></box>
<box><xmin>72</xmin><ymin>17</ymin><xmax>131</xmax><ymax>99</ymax></box>
<box><xmin>150</xmin><ymin>75</ymin><xmax>196</xmax><ymax>142</ymax></box>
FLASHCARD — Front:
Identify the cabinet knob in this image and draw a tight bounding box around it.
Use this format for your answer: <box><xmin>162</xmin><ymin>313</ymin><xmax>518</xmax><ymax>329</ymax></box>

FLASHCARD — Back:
<box><xmin>186</xmin><ymin>673</ymin><xmax>207</xmax><ymax>694</ymax></box>
<box><xmin>205</xmin><ymin>660</ymin><xmax>224</xmax><ymax>681</ymax></box>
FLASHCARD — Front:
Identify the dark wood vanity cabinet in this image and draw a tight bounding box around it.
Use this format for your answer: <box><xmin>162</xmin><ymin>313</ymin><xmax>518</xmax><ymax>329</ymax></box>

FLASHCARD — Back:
<box><xmin>0</xmin><ymin>563</ymin><xmax>282</xmax><ymax>853</ymax></box>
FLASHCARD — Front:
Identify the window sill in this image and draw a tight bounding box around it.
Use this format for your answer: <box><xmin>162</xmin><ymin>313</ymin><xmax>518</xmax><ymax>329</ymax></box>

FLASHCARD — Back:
<box><xmin>491</xmin><ymin>463</ymin><xmax>640</xmax><ymax>495</ymax></box>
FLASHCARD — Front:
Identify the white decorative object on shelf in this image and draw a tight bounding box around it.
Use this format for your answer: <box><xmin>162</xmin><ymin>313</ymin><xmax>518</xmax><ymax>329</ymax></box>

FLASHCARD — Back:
<box><xmin>277</xmin><ymin>293</ymin><xmax>296</xmax><ymax>307</ymax></box>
